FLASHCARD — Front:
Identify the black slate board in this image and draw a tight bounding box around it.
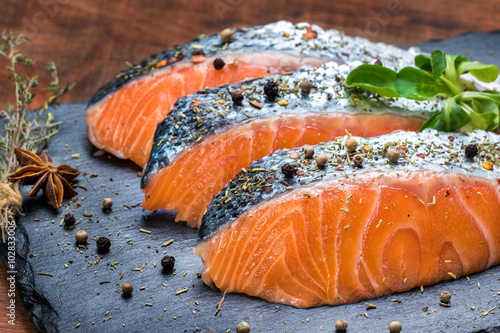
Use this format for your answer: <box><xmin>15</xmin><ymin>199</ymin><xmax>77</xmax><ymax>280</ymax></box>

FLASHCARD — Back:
<box><xmin>2</xmin><ymin>31</ymin><xmax>500</xmax><ymax>333</ymax></box>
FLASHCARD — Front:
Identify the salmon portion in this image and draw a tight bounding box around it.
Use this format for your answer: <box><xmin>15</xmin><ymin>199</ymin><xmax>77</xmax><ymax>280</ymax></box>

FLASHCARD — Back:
<box><xmin>142</xmin><ymin>113</ymin><xmax>424</xmax><ymax>228</ymax></box>
<box><xmin>194</xmin><ymin>172</ymin><xmax>500</xmax><ymax>308</ymax></box>
<box><xmin>87</xmin><ymin>53</ymin><xmax>327</xmax><ymax>166</ymax></box>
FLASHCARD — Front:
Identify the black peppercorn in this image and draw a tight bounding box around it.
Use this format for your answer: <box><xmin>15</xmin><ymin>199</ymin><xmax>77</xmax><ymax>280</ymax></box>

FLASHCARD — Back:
<box><xmin>64</xmin><ymin>213</ymin><xmax>76</xmax><ymax>228</ymax></box>
<box><xmin>264</xmin><ymin>81</ymin><xmax>278</xmax><ymax>100</ymax></box>
<box><xmin>231</xmin><ymin>91</ymin><xmax>244</xmax><ymax>105</ymax></box>
<box><xmin>465</xmin><ymin>144</ymin><xmax>478</xmax><ymax>158</ymax></box>
<box><xmin>96</xmin><ymin>236</ymin><xmax>111</xmax><ymax>251</ymax></box>
<box><xmin>161</xmin><ymin>255</ymin><xmax>176</xmax><ymax>273</ymax></box>
<box><xmin>281</xmin><ymin>163</ymin><xmax>297</xmax><ymax>178</ymax></box>
<box><xmin>213</xmin><ymin>58</ymin><xmax>225</xmax><ymax>70</ymax></box>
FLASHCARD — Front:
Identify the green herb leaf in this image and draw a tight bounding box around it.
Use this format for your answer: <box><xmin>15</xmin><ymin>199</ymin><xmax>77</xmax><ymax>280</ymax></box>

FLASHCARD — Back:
<box><xmin>414</xmin><ymin>54</ymin><xmax>432</xmax><ymax>71</ymax></box>
<box><xmin>457</xmin><ymin>61</ymin><xmax>499</xmax><ymax>83</ymax></box>
<box><xmin>394</xmin><ymin>67</ymin><xmax>438</xmax><ymax>100</ymax></box>
<box><xmin>430</xmin><ymin>50</ymin><xmax>446</xmax><ymax>77</ymax></box>
<box><xmin>420</xmin><ymin>97</ymin><xmax>471</xmax><ymax>132</ymax></box>
<box><xmin>345</xmin><ymin>64</ymin><xmax>399</xmax><ymax>97</ymax></box>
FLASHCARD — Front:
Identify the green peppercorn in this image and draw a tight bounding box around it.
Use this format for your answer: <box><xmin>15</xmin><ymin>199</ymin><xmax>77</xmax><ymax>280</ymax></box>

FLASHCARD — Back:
<box><xmin>102</xmin><ymin>198</ymin><xmax>113</xmax><ymax>210</ymax></box>
<box><xmin>316</xmin><ymin>154</ymin><xmax>328</xmax><ymax>167</ymax></box>
<box><xmin>122</xmin><ymin>283</ymin><xmax>133</xmax><ymax>296</ymax></box>
<box><xmin>335</xmin><ymin>318</ymin><xmax>348</xmax><ymax>331</ymax></box>
<box><xmin>75</xmin><ymin>230</ymin><xmax>88</xmax><ymax>244</ymax></box>
<box><xmin>353</xmin><ymin>154</ymin><xmax>364</xmax><ymax>167</ymax></box>
<box><xmin>345</xmin><ymin>138</ymin><xmax>358</xmax><ymax>152</ymax></box>
<box><xmin>300</xmin><ymin>79</ymin><xmax>313</xmax><ymax>93</ymax></box>
<box><xmin>221</xmin><ymin>28</ymin><xmax>233</xmax><ymax>43</ymax></box>
<box><xmin>236</xmin><ymin>321</ymin><xmax>251</xmax><ymax>333</ymax></box>
<box><xmin>304</xmin><ymin>146</ymin><xmax>314</xmax><ymax>159</ymax></box>
<box><xmin>440</xmin><ymin>290</ymin><xmax>452</xmax><ymax>303</ymax></box>
<box><xmin>386</xmin><ymin>149</ymin><xmax>400</xmax><ymax>163</ymax></box>
<box><xmin>389</xmin><ymin>321</ymin><xmax>402</xmax><ymax>333</ymax></box>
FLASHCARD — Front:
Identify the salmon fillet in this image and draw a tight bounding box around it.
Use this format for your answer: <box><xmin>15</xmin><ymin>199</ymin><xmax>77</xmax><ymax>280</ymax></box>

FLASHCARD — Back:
<box><xmin>141</xmin><ymin>62</ymin><xmax>438</xmax><ymax>228</ymax></box>
<box><xmin>195</xmin><ymin>130</ymin><xmax>500</xmax><ymax>308</ymax></box>
<box><xmin>86</xmin><ymin>21</ymin><xmax>419</xmax><ymax>166</ymax></box>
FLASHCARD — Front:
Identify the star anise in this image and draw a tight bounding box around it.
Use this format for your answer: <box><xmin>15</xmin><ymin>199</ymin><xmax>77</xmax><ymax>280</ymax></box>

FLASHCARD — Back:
<box><xmin>7</xmin><ymin>147</ymin><xmax>80</xmax><ymax>209</ymax></box>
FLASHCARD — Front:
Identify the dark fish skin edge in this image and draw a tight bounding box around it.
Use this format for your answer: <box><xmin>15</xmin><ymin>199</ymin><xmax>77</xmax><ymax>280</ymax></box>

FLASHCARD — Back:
<box><xmin>141</xmin><ymin>60</ymin><xmax>436</xmax><ymax>189</ymax></box>
<box><xmin>87</xmin><ymin>20</ymin><xmax>417</xmax><ymax>107</ymax></box>
<box><xmin>198</xmin><ymin>130</ymin><xmax>500</xmax><ymax>241</ymax></box>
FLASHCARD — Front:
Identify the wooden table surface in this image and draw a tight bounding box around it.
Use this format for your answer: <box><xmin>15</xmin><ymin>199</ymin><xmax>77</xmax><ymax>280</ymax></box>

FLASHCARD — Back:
<box><xmin>1</xmin><ymin>0</ymin><xmax>499</xmax><ymax>331</ymax></box>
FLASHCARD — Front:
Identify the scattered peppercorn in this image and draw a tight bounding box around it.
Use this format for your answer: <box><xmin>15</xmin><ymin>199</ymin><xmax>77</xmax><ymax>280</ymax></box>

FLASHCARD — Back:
<box><xmin>389</xmin><ymin>321</ymin><xmax>402</xmax><ymax>333</ymax></box>
<box><xmin>64</xmin><ymin>213</ymin><xmax>76</xmax><ymax>228</ymax></box>
<box><xmin>96</xmin><ymin>236</ymin><xmax>111</xmax><ymax>251</ymax></box>
<box><xmin>213</xmin><ymin>58</ymin><xmax>225</xmax><ymax>70</ymax></box>
<box><xmin>220</xmin><ymin>28</ymin><xmax>233</xmax><ymax>43</ymax></box>
<box><xmin>440</xmin><ymin>290</ymin><xmax>452</xmax><ymax>303</ymax></box>
<box><xmin>316</xmin><ymin>154</ymin><xmax>328</xmax><ymax>167</ymax></box>
<box><xmin>300</xmin><ymin>79</ymin><xmax>313</xmax><ymax>93</ymax></box>
<box><xmin>353</xmin><ymin>154</ymin><xmax>364</xmax><ymax>167</ymax></box>
<box><xmin>75</xmin><ymin>230</ymin><xmax>88</xmax><ymax>244</ymax></box>
<box><xmin>304</xmin><ymin>147</ymin><xmax>314</xmax><ymax>159</ymax></box>
<box><xmin>335</xmin><ymin>318</ymin><xmax>348</xmax><ymax>331</ymax></box>
<box><xmin>264</xmin><ymin>81</ymin><xmax>279</xmax><ymax>100</ymax></box>
<box><xmin>236</xmin><ymin>321</ymin><xmax>251</xmax><ymax>333</ymax></box>
<box><xmin>122</xmin><ymin>283</ymin><xmax>133</xmax><ymax>296</ymax></box>
<box><xmin>231</xmin><ymin>91</ymin><xmax>244</xmax><ymax>105</ymax></box>
<box><xmin>161</xmin><ymin>255</ymin><xmax>176</xmax><ymax>273</ymax></box>
<box><xmin>102</xmin><ymin>198</ymin><xmax>113</xmax><ymax>210</ymax></box>
<box><xmin>386</xmin><ymin>149</ymin><xmax>400</xmax><ymax>163</ymax></box>
<box><xmin>345</xmin><ymin>138</ymin><xmax>358</xmax><ymax>152</ymax></box>
<box><xmin>464</xmin><ymin>144</ymin><xmax>478</xmax><ymax>158</ymax></box>
<box><xmin>374</xmin><ymin>59</ymin><xmax>383</xmax><ymax>66</ymax></box>
<box><xmin>281</xmin><ymin>163</ymin><xmax>297</xmax><ymax>178</ymax></box>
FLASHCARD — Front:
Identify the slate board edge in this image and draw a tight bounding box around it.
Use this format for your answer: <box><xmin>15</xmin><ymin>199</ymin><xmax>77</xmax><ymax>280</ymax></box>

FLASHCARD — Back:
<box><xmin>1</xmin><ymin>30</ymin><xmax>499</xmax><ymax>332</ymax></box>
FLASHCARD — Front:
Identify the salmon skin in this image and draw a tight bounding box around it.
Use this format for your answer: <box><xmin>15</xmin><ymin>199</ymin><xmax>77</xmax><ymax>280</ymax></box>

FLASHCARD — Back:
<box><xmin>141</xmin><ymin>61</ymin><xmax>438</xmax><ymax>228</ymax></box>
<box><xmin>195</xmin><ymin>130</ymin><xmax>500</xmax><ymax>308</ymax></box>
<box><xmin>86</xmin><ymin>21</ymin><xmax>419</xmax><ymax>166</ymax></box>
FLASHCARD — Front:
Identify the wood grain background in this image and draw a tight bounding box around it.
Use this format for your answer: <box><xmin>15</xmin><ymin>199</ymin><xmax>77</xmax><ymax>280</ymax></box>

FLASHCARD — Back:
<box><xmin>1</xmin><ymin>0</ymin><xmax>499</xmax><ymax>330</ymax></box>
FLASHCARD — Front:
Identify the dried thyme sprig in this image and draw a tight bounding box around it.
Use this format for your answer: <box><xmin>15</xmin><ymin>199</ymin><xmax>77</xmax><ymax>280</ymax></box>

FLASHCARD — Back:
<box><xmin>0</xmin><ymin>30</ymin><xmax>73</xmax><ymax>241</ymax></box>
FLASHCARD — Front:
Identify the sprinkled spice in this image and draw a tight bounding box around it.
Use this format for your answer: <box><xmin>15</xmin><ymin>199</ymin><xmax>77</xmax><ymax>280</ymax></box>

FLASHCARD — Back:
<box><xmin>161</xmin><ymin>255</ymin><xmax>176</xmax><ymax>273</ymax></box>
<box><xmin>102</xmin><ymin>198</ymin><xmax>113</xmax><ymax>210</ymax></box>
<box><xmin>315</xmin><ymin>154</ymin><xmax>328</xmax><ymax>167</ymax></box>
<box><xmin>440</xmin><ymin>290</ymin><xmax>452</xmax><ymax>303</ymax></box>
<box><xmin>231</xmin><ymin>91</ymin><xmax>244</xmax><ymax>105</ymax></box>
<box><xmin>483</xmin><ymin>161</ymin><xmax>494</xmax><ymax>170</ymax></box>
<box><xmin>304</xmin><ymin>147</ymin><xmax>315</xmax><ymax>159</ymax></box>
<box><xmin>345</xmin><ymin>138</ymin><xmax>358</xmax><ymax>152</ymax></box>
<box><xmin>353</xmin><ymin>154</ymin><xmax>364</xmax><ymax>167</ymax></box>
<box><xmin>96</xmin><ymin>237</ymin><xmax>111</xmax><ymax>251</ymax></box>
<box><xmin>220</xmin><ymin>28</ymin><xmax>233</xmax><ymax>43</ymax></box>
<box><xmin>281</xmin><ymin>163</ymin><xmax>297</xmax><ymax>178</ymax></box>
<box><xmin>122</xmin><ymin>283</ymin><xmax>133</xmax><ymax>296</ymax></box>
<box><xmin>300</xmin><ymin>79</ymin><xmax>313</xmax><ymax>93</ymax></box>
<box><xmin>236</xmin><ymin>321</ymin><xmax>251</xmax><ymax>333</ymax></box>
<box><xmin>213</xmin><ymin>58</ymin><xmax>225</xmax><ymax>70</ymax></box>
<box><xmin>389</xmin><ymin>321</ymin><xmax>402</xmax><ymax>333</ymax></box>
<box><xmin>264</xmin><ymin>81</ymin><xmax>279</xmax><ymax>100</ymax></box>
<box><xmin>335</xmin><ymin>318</ymin><xmax>348</xmax><ymax>331</ymax></box>
<box><xmin>64</xmin><ymin>213</ymin><xmax>76</xmax><ymax>228</ymax></box>
<box><xmin>465</xmin><ymin>144</ymin><xmax>478</xmax><ymax>158</ymax></box>
<box><xmin>75</xmin><ymin>230</ymin><xmax>88</xmax><ymax>244</ymax></box>
<box><xmin>386</xmin><ymin>149</ymin><xmax>400</xmax><ymax>163</ymax></box>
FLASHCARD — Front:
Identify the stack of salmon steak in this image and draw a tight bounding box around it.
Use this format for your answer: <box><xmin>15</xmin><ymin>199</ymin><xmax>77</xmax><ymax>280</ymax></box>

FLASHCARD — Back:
<box><xmin>86</xmin><ymin>21</ymin><xmax>500</xmax><ymax>308</ymax></box>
